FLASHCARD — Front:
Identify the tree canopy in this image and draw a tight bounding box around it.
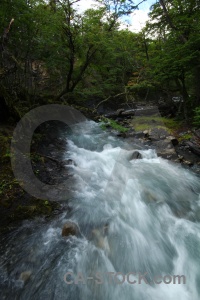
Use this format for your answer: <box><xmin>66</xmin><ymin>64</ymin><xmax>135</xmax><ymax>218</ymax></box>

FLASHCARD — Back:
<box><xmin>0</xmin><ymin>0</ymin><xmax>200</xmax><ymax>121</ymax></box>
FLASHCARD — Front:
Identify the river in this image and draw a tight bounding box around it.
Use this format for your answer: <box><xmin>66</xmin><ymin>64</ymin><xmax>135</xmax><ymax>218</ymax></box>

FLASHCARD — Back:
<box><xmin>0</xmin><ymin>120</ymin><xmax>200</xmax><ymax>300</ymax></box>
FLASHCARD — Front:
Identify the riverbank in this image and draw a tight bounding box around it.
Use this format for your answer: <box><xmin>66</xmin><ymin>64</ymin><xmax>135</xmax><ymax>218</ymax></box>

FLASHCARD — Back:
<box><xmin>100</xmin><ymin>106</ymin><xmax>200</xmax><ymax>173</ymax></box>
<box><xmin>0</xmin><ymin>121</ymin><xmax>71</xmax><ymax>234</ymax></box>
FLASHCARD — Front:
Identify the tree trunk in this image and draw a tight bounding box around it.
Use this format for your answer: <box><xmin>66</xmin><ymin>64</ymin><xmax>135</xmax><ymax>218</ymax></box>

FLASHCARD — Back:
<box><xmin>176</xmin><ymin>75</ymin><xmax>189</xmax><ymax>120</ymax></box>
<box><xmin>159</xmin><ymin>0</ymin><xmax>187</xmax><ymax>43</ymax></box>
<box><xmin>194</xmin><ymin>65</ymin><xmax>200</xmax><ymax>106</ymax></box>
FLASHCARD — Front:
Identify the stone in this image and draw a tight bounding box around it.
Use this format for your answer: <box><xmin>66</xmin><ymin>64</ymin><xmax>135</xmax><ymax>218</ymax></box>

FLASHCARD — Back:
<box><xmin>134</xmin><ymin>131</ymin><xmax>144</xmax><ymax>138</ymax></box>
<box><xmin>166</xmin><ymin>136</ymin><xmax>179</xmax><ymax>146</ymax></box>
<box><xmin>160</xmin><ymin>135</ymin><xmax>166</xmax><ymax>140</ymax></box>
<box><xmin>178</xmin><ymin>155</ymin><xmax>184</xmax><ymax>162</ymax></box>
<box><xmin>19</xmin><ymin>271</ymin><xmax>32</xmax><ymax>283</ymax></box>
<box><xmin>187</xmin><ymin>141</ymin><xmax>200</xmax><ymax>156</ymax></box>
<box><xmin>157</xmin><ymin>148</ymin><xmax>177</xmax><ymax>160</ymax></box>
<box><xmin>117</xmin><ymin>132</ymin><xmax>127</xmax><ymax>138</ymax></box>
<box><xmin>91</xmin><ymin>228</ymin><xmax>110</xmax><ymax>253</ymax></box>
<box><xmin>62</xmin><ymin>221</ymin><xmax>80</xmax><ymax>237</ymax></box>
<box><xmin>116</xmin><ymin>109</ymin><xmax>124</xmax><ymax>116</ymax></box>
<box><xmin>65</xmin><ymin>159</ymin><xmax>77</xmax><ymax>166</ymax></box>
<box><xmin>183</xmin><ymin>160</ymin><xmax>194</xmax><ymax>166</ymax></box>
<box><xmin>130</xmin><ymin>151</ymin><xmax>142</xmax><ymax>160</ymax></box>
<box><xmin>143</xmin><ymin>130</ymin><xmax>149</xmax><ymax>137</ymax></box>
<box><xmin>103</xmin><ymin>223</ymin><xmax>109</xmax><ymax>235</ymax></box>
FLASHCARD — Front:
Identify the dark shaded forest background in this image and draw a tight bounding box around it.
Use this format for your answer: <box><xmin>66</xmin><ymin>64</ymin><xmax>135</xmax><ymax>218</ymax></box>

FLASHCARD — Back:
<box><xmin>0</xmin><ymin>0</ymin><xmax>200</xmax><ymax>123</ymax></box>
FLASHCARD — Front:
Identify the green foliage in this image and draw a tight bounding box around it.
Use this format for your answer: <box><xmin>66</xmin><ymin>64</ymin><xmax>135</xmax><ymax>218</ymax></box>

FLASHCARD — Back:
<box><xmin>0</xmin><ymin>179</ymin><xmax>18</xmax><ymax>195</ymax></box>
<box><xmin>0</xmin><ymin>0</ymin><xmax>199</xmax><ymax>121</ymax></box>
<box><xmin>0</xmin><ymin>0</ymin><xmax>144</xmax><ymax>114</ymax></box>
<box><xmin>178</xmin><ymin>133</ymin><xmax>192</xmax><ymax>142</ymax></box>
<box><xmin>100</xmin><ymin>117</ymin><xmax>128</xmax><ymax>132</ymax></box>
<box><xmin>131</xmin><ymin>116</ymin><xmax>181</xmax><ymax>132</ymax></box>
<box><xmin>193</xmin><ymin>107</ymin><xmax>200</xmax><ymax>127</ymax></box>
<box><xmin>147</xmin><ymin>1</ymin><xmax>199</xmax><ymax>108</ymax></box>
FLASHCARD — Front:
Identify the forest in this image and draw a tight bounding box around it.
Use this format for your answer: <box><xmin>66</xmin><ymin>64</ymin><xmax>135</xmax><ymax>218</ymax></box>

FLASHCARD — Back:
<box><xmin>0</xmin><ymin>0</ymin><xmax>200</xmax><ymax>123</ymax></box>
<box><xmin>1</xmin><ymin>3</ymin><xmax>200</xmax><ymax>298</ymax></box>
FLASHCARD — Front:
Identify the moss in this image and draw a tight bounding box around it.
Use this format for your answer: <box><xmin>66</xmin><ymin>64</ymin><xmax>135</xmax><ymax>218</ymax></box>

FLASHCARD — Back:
<box><xmin>193</xmin><ymin>107</ymin><xmax>200</xmax><ymax>127</ymax></box>
<box><xmin>131</xmin><ymin>116</ymin><xmax>182</xmax><ymax>133</ymax></box>
<box><xmin>178</xmin><ymin>133</ymin><xmax>192</xmax><ymax>142</ymax></box>
<box><xmin>15</xmin><ymin>199</ymin><xmax>56</xmax><ymax>218</ymax></box>
<box><xmin>100</xmin><ymin>124</ymin><xmax>107</xmax><ymax>130</ymax></box>
<box><xmin>100</xmin><ymin>117</ymin><xmax>128</xmax><ymax>133</ymax></box>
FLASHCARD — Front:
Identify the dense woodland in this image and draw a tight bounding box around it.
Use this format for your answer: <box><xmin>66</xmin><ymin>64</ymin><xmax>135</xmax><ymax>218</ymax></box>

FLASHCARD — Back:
<box><xmin>0</xmin><ymin>0</ymin><xmax>200</xmax><ymax>123</ymax></box>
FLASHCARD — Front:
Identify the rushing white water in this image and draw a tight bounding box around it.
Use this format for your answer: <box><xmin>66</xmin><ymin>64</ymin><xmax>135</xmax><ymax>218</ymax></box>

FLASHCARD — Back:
<box><xmin>1</xmin><ymin>120</ymin><xmax>200</xmax><ymax>300</ymax></box>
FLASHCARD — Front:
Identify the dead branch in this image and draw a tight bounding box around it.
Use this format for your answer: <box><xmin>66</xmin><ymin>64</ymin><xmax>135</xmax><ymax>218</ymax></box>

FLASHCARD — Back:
<box><xmin>94</xmin><ymin>92</ymin><xmax>127</xmax><ymax>111</ymax></box>
<box><xmin>1</xmin><ymin>18</ymin><xmax>14</xmax><ymax>51</ymax></box>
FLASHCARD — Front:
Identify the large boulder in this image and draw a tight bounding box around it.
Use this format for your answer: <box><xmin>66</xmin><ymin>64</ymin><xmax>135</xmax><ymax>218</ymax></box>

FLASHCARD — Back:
<box><xmin>148</xmin><ymin>128</ymin><xmax>169</xmax><ymax>141</ymax></box>
<box><xmin>155</xmin><ymin>139</ymin><xmax>177</xmax><ymax>160</ymax></box>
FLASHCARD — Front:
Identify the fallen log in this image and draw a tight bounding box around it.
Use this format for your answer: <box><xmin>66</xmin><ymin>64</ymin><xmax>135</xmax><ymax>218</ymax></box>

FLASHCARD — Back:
<box><xmin>104</xmin><ymin>109</ymin><xmax>135</xmax><ymax>119</ymax></box>
<box><xmin>104</xmin><ymin>107</ymin><xmax>159</xmax><ymax>119</ymax></box>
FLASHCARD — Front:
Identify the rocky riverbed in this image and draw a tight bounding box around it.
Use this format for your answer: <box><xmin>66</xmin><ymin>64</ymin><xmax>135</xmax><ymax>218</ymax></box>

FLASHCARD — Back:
<box><xmin>100</xmin><ymin>106</ymin><xmax>200</xmax><ymax>173</ymax></box>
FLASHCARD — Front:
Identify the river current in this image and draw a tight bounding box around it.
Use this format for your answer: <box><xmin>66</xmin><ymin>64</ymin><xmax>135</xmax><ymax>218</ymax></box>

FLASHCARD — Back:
<box><xmin>0</xmin><ymin>120</ymin><xmax>200</xmax><ymax>300</ymax></box>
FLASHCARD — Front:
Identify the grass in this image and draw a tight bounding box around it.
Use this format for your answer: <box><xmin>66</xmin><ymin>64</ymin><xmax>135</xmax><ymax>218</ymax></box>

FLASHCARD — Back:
<box><xmin>0</xmin><ymin>178</ymin><xmax>19</xmax><ymax>195</ymax></box>
<box><xmin>178</xmin><ymin>133</ymin><xmax>192</xmax><ymax>142</ymax></box>
<box><xmin>100</xmin><ymin>117</ymin><xmax>128</xmax><ymax>133</ymax></box>
<box><xmin>131</xmin><ymin>115</ymin><xmax>182</xmax><ymax>133</ymax></box>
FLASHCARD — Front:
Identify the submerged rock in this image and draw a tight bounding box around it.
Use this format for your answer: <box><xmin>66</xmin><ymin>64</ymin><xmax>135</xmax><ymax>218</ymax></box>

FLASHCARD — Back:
<box><xmin>103</xmin><ymin>223</ymin><xmax>109</xmax><ymax>235</ymax></box>
<box><xmin>62</xmin><ymin>221</ymin><xmax>80</xmax><ymax>237</ymax></box>
<box><xmin>91</xmin><ymin>228</ymin><xmax>110</xmax><ymax>253</ymax></box>
<box><xmin>19</xmin><ymin>271</ymin><xmax>32</xmax><ymax>283</ymax></box>
<box><xmin>64</xmin><ymin>159</ymin><xmax>77</xmax><ymax>166</ymax></box>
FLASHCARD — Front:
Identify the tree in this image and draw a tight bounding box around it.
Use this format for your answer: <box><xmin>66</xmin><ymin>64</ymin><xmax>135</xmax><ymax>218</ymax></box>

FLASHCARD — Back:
<box><xmin>129</xmin><ymin>0</ymin><xmax>200</xmax><ymax>118</ymax></box>
<box><xmin>56</xmin><ymin>0</ymin><xmax>146</xmax><ymax>100</ymax></box>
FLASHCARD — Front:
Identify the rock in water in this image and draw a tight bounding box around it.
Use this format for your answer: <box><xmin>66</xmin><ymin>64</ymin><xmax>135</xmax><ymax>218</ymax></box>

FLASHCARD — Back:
<box><xmin>19</xmin><ymin>271</ymin><xmax>32</xmax><ymax>283</ymax></box>
<box><xmin>91</xmin><ymin>229</ymin><xmax>110</xmax><ymax>253</ymax></box>
<box><xmin>130</xmin><ymin>151</ymin><xmax>142</xmax><ymax>160</ymax></box>
<box><xmin>62</xmin><ymin>221</ymin><xmax>80</xmax><ymax>237</ymax></box>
